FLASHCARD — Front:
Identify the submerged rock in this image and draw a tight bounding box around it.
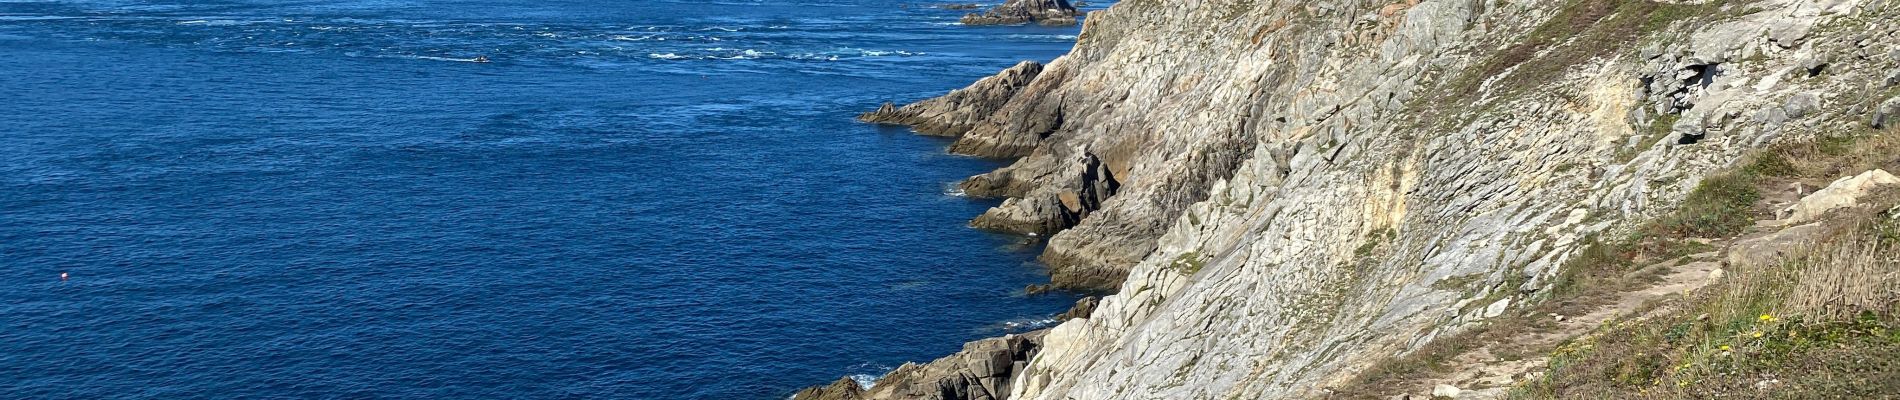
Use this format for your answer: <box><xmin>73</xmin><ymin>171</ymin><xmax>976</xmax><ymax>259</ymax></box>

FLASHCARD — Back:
<box><xmin>960</xmin><ymin>0</ymin><xmax>1081</xmax><ymax>26</ymax></box>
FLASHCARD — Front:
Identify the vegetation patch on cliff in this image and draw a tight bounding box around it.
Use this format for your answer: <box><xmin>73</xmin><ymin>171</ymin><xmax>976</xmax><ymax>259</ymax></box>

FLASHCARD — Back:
<box><xmin>1507</xmin><ymin>122</ymin><xmax>1900</xmax><ymax>397</ymax></box>
<box><xmin>1330</xmin><ymin>127</ymin><xmax>1900</xmax><ymax>399</ymax></box>
<box><xmin>1513</xmin><ymin>194</ymin><xmax>1900</xmax><ymax>399</ymax></box>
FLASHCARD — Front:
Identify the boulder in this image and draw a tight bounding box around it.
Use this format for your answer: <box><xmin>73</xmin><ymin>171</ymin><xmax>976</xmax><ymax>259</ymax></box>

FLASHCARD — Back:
<box><xmin>1875</xmin><ymin>96</ymin><xmax>1900</xmax><ymax>129</ymax></box>
<box><xmin>1432</xmin><ymin>383</ymin><xmax>1463</xmax><ymax>398</ymax></box>
<box><xmin>1781</xmin><ymin>169</ymin><xmax>1900</xmax><ymax>225</ymax></box>
<box><xmin>1782</xmin><ymin>92</ymin><xmax>1821</xmax><ymax>119</ymax></box>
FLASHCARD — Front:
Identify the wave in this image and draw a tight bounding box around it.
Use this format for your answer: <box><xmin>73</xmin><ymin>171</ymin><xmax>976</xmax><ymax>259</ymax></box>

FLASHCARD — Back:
<box><xmin>849</xmin><ymin>374</ymin><xmax>878</xmax><ymax>389</ymax></box>
<box><xmin>984</xmin><ymin>316</ymin><xmax>1059</xmax><ymax>333</ymax></box>
<box><xmin>645</xmin><ymin>47</ymin><xmax>920</xmax><ymax>62</ymax></box>
<box><xmin>410</xmin><ymin>55</ymin><xmax>487</xmax><ymax>63</ymax></box>
<box><xmin>1004</xmin><ymin>34</ymin><xmax>1078</xmax><ymax>40</ymax></box>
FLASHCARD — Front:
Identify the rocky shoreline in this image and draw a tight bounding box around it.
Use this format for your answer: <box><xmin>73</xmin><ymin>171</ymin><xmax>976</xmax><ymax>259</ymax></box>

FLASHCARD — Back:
<box><xmin>804</xmin><ymin>0</ymin><xmax>1900</xmax><ymax>398</ymax></box>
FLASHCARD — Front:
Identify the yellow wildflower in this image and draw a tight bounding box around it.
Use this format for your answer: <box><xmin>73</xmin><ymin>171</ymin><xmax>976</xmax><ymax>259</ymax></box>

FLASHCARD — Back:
<box><xmin>1751</xmin><ymin>331</ymin><xmax>1764</xmax><ymax>338</ymax></box>
<box><xmin>1719</xmin><ymin>345</ymin><xmax>1731</xmax><ymax>351</ymax></box>
<box><xmin>1759</xmin><ymin>314</ymin><xmax>1777</xmax><ymax>322</ymax></box>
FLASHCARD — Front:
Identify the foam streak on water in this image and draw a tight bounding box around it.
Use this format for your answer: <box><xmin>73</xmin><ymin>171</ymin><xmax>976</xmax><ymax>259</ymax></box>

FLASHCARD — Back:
<box><xmin>0</xmin><ymin>0</ymin><xmax>1103</xmax><ymax>398</ymax></box>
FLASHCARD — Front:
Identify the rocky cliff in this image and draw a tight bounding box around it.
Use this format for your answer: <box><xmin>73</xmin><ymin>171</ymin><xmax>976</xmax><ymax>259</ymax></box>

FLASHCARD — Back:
<box><xmin>812</xmin><ymin>0</ymin><xmax>1900</xmax><ymax>398</ymax></box>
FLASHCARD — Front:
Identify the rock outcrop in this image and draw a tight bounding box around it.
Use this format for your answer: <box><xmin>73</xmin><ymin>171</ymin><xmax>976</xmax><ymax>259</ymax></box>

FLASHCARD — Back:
<box><xmin>821</xmin><ymin>0</ymin><xmax>1900</xmax><ymax>398</ymax></box>
<box><xmin>797</xmin><ymin>332</ymin><xmax>1045</xmax><ymax>400</ymax></box>
<box><xmin>792</xmin><ymin>377</ymin><xmax>866</xmax><ymax>400</ymax></box>
<box><xmin>960</xmin><ymin>0</ymin><xmax>1081</xmax><ymax>27</ymax></box>
<box><xmin>1781</xmin><ymin>169</ymin><xmax>1900</xmax><ymax>225</ymax></box>
<box><xmin>860</xmin><ymin>61</ymin><xmax>1045</xmax><ymax>137</ymax></box>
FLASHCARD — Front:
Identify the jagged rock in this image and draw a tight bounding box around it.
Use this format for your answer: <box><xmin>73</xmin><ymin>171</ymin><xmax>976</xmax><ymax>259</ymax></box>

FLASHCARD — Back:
<box><xmin>1055</xmin><ymin>296</ymin><xmax>1098</xmax><ymax>321</ymax></box>
<box><xmin>1800</xmin><ymin>55</ymin><xmax>1830</xmax><ymax>77</ymax></box>
<box><xmin>794</xmin><ymin>377</ymin><xmax>867</xmax><ymax>400</ymax></box>
<box><xmin>797</xmin><ymin>332</ymin><xmax>1046</xmax><ymax>400</ymax></box>
<box><xmin>859</xmin><ymin>61</ymin><xmax>1044</xmax><ymax>137</ymax></box>
<box><xmin>960</xmin><ymin>0</ymin><xmax>1081</xmax><ymax>26</ymax></box>
<box><xmin>1781</xmin><ymin>169</ymin><xmax>1900</xmax><ymax>225</ymax></box>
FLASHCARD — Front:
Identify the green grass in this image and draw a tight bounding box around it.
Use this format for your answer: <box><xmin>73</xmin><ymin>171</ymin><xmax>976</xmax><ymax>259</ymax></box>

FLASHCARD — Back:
<box><xmin>1617</xmin><ymin>113</ymin><xmax>1681</xmax><ymax>163</ymax></box>
<box><xmin>1515</xmin><ymin>209</ymin><xmax>1900</xmax><ymax>399</ymax></box>
<box><xmin>1172</xmin><ymin>250</ymin><xmax>1208</xmax><ymax>275</ymax></box>
<box><xmin>1330</xmin><ymin>126</ymin><xmax>1897</xmax><ymax>400</ymax></box>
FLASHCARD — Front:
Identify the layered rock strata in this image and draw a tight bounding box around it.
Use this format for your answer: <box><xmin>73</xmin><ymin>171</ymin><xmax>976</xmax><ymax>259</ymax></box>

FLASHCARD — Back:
<box><xmin>809</xmin><ymin>0</ymin><xmax>1900</xmax><ymax>399</ymax></box>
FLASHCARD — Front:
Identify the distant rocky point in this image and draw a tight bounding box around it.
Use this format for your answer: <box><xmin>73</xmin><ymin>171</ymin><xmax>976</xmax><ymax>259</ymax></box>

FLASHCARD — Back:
<box><xmin>959</xmin><ymin>0</ymin><xmax>1081</xmax><ymax>26</ymax></box>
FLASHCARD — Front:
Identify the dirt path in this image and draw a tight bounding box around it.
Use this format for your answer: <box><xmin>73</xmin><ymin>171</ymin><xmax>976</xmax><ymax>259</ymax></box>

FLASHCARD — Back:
<box><xmin>1414</xmin><ymin>183</ymin><xmax>1816</xmax><ymax>399</ymax></box>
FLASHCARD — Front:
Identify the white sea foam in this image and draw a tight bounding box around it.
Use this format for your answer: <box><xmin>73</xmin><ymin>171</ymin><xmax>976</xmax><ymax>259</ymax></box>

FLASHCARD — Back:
<box><xmin>647</xmin><ymin>52</ymin><xmax>687</xmax><ymax>60</ymax></box>
<box><xmin>412</xmin><ymin>55</ymin><xmax>484</xmax><ymax>63</ymax></box>
<box><xmin>1006</xmin><ymin>34</ymin><xmax>1078</xmax><ymax>40</ymax></box>
<box><xmin>849</xmin><ymin>374</ymin><xmax>878</xmax><ymax>389</ymax></box>
<box><xmin>1000</xmin><ymin>317</ymin><xmax>1059</xmax><ymax>331</ymax></box>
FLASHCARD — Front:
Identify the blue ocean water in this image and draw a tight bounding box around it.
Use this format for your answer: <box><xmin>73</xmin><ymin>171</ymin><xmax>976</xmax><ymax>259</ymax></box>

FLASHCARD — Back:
<box><xmin>0</xmin><ymin>1</ymin><xmax>1092</xmax><ymax>398</ymax></box>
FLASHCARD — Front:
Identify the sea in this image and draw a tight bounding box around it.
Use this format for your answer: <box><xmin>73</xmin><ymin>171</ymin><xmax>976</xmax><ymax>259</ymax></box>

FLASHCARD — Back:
<box><xmin>0</xmin><ymin>1</ymin><xmax>1092</xmax><ymax>398</ymax></box>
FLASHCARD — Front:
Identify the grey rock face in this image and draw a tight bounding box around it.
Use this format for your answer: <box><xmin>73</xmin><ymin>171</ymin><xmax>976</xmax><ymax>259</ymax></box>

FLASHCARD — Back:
<box><xmin>961</xmin><ymin>0</ymin><xmax>1082</xmax><ymax>26</ymax></box>
<box><xmin>1784</xmin><ymin>92</ymin><xmax>1822</xmax><ymax>119</ymax></box>
<box><xmin>1877</xmin><ymin>96</ymin><xmax>1900</xmax><ymax>129</ymax></box>
<box><xmin>824</xmin><ymin>0</ymin><xmax>1900</xmax><ymax>398</ymax></box>
<box><xmin>859</xmin><ymin>61</ymin><xmax>1044</xmax><ymax>137</ymax></box>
